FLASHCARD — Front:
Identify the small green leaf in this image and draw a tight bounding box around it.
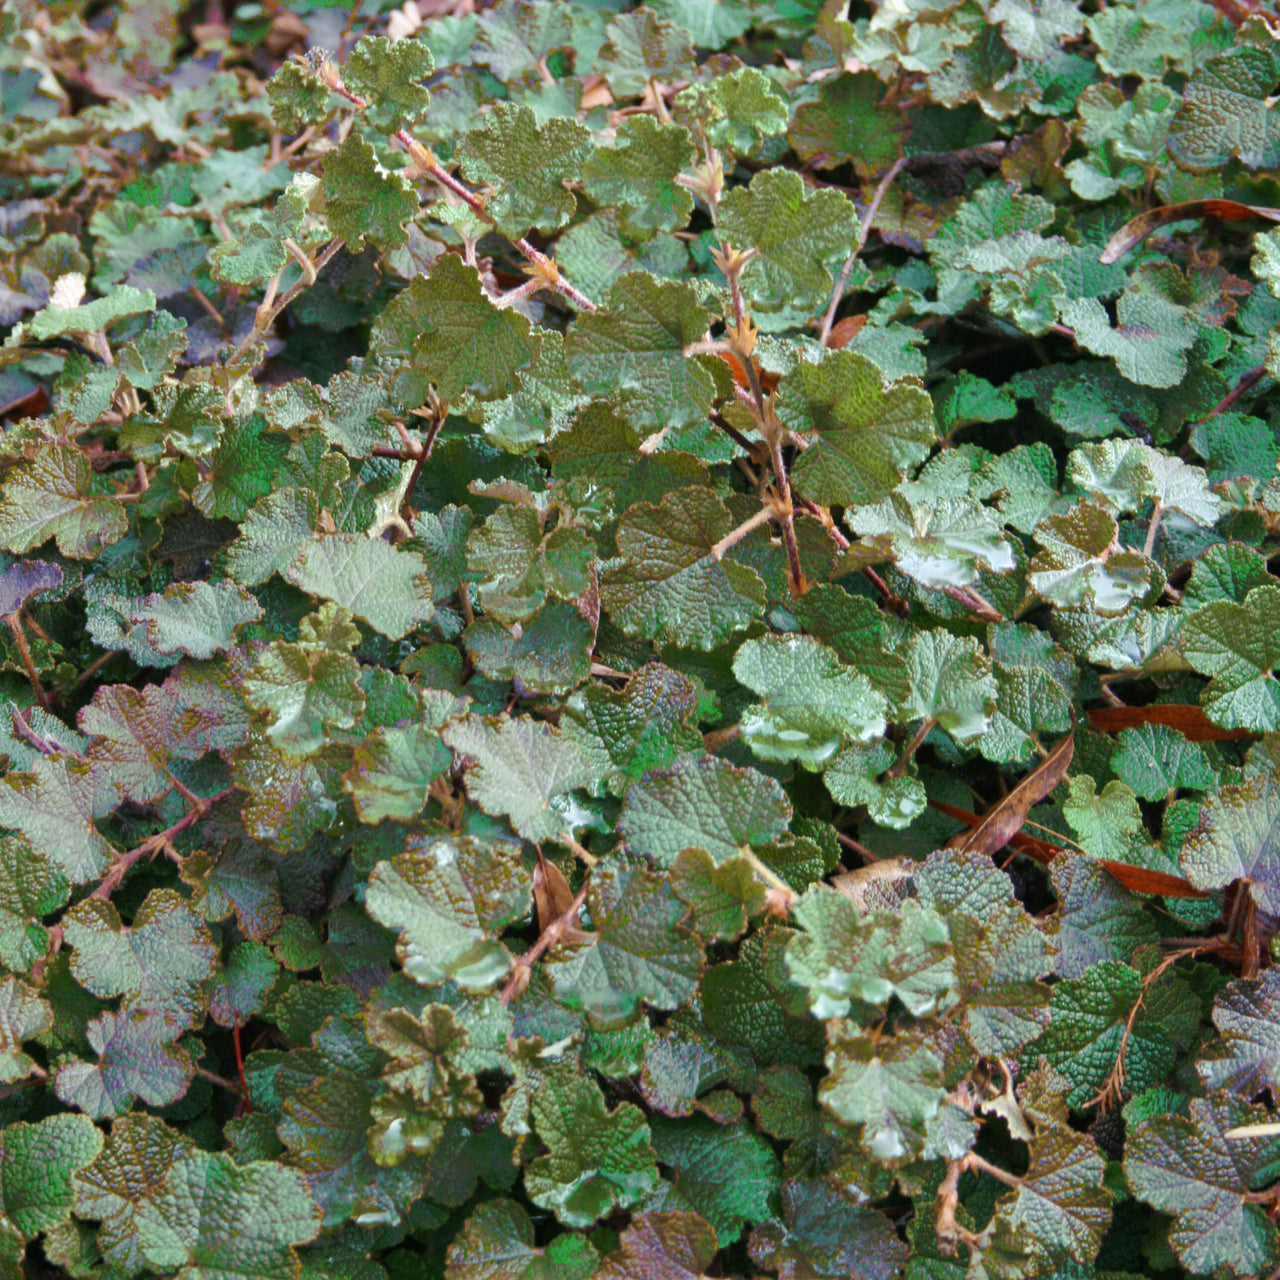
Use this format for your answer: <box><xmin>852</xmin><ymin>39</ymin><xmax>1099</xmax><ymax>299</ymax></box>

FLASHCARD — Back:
<box><xmin>1126</xmin><ymin>1092</ymin><xmax>1280</xmax><ymax>1275</ymax></box>
<box><xmin>582</xmin><ymin>116</ymin><xmax>694</xmax><ymax>240</ymax></box>
<box><xmin>0</xmin><ymin>444</ymin><xmax>128</xmax><ymax>558</ymax></box>
<box><xmin>781</xmin><ymin>351</ymin><xmax>936</xmax><ymax>507</ymax></box>
<box><xmin>135</xmin><ymin>1151</ymin><xmax>322</xmax><ymax>1280</ymax></box>
<box><xmin>600</xmin><ymin>487</ymin><xmax>766</xmax><ymax>650</ymax></box>
<box><xmin>457</xmin><ymin>102</ymin><xmax>591</xmax><ymax>239</ymax></box>
<box><xmin>524</xmin><ymin>1068</ymin><xmax>659</xmax><ymax>1227</ymax></box>
<box><xmin>443</xmin><ymin>714</ymin><xmax>592</xmax><ymax>843</ymax></box>
<box><xmin>787</xmin><ymin>72</ymin><xmax>906</xmax><ymax>176</ymax></box>
<box><xmin>732</xmin><ymin>633</ymin><xmax>887</xmax><ymax>768</ymax></box>
<box><xmin>372</xmin><ymin>254</ymin><xmax>542</xmax><ymax>404</ymax></box>
<box><xmin>322</xmin><ymin>133</ymin><xmax>418</xmax><ymax>254</ymax></box>
<box><xmin>619</xmin><ymin>755</ymin><xmax>791</xmax><ymax>867</ymax></box>
<box><xmin>365</xmin><ymin>833</ymin><xmax>531</xmax><ymax>989</ymax></box>
<box><xmin>1181</xmin><ymin>772</ymin><xmax>1280</xmax><ymax>914</ymax></box>
<box><xmin>344</xmin><ymin>35</ymin><xmax>433</xmax><ymax>133</ymax></box>
<box><xmin>564</xmin><ymin>275</ymin><xmax>713</xmax><ymax>433</ymax></box>
<box><xmin>0</xmin><ymin>1114</ymin><xmax>103</xmax><ymax>1239</ymax></box>
<box><xmin>716</xmin><ymin>169</ymin><xmax>859</xmax><ymax>316</ymax></box>
<box><xmin>284</xmin><ymin>534</ymin><xmax>434</xmax><ymax>640</ymax></box>
<box><xmin>1181</xmin><ymin>584</ymin><xmax>1280</xmax><ymax>732</ymax></box>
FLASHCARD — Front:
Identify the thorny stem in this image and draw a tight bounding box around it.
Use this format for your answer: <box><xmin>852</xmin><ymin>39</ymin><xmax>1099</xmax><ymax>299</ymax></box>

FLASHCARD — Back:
<box><xmin>194</xmin><ymin>1066</ymin><xmax>243</xmax><ymax>1095</ymax></box>
<box><xmin>888</xmin><ymin>717</ymin><xmax>936</xmax><ymax>778</ymax></box>
<box><xmin>559</xmin><ymin>831</ymin><xmax>598</xmax><ymax>868</ymax></box>
<box><xmin>801</xmin><ymin>498</ymin><xmax>851</xmax><ymax>550</ymax></box>
<box><xmin>708</xmin><ymin>409</ymin><xmax>761</xmax><ymax>457</ymax></box>
<box><xmin>1198</xmin><ymin>363</ymin><xmax>1265</xmax><ymax>422</ymax></box>
<box><xmin>228</xmin><ymin>238</ymin><xmax>343</xmax><ymax>366</ymax></box>
<box><xmin>944</xmin><ymin>584</ymin><xmax>1004</xmax><ymax>623</ymax></box>
<box><xmin>818</xmin><ymin>155</ymin><xmax>907</xmax><ymax>347</ymax></box>
<box><xmin>765</xmin><ymin>433</ymin><xmax>806</xmax><ymax>594</ymax></box>
<box><xmin>91</xmin><ymin>786</ymin><xmax>235</xmax><ymax>903</ymax></box>
<box><xmin>1142</xmin><ymin>502</ymin><xmax>1164</xmax><ymax>558</ymax></box>
<box><xmin>501</xmin><ymin>880</ymin><xmax>591</xmax><ymax>1005</ymax></box>
<box><xmin>836</xmin><ymin>829</ymin><xmax>884</xmax><ymax>862</ymax></box>
<box><xmin>5</xmin><ymin>612</ymin><xmax>48</xmax><ymax>709</ymax></box>
<box><xmin>709</xmin><ymin>505</ymin><xmax>776</xmax><ymax>559</ymax></box>
<box><xmin>740</xmin><ymin>848</ymin><xmax>798</xmax><ymax>910</ymax></box>
<box><xmin>390</xmin><ymin>130</ymin><xmax>597</xmax><ymax>313</ymax></box>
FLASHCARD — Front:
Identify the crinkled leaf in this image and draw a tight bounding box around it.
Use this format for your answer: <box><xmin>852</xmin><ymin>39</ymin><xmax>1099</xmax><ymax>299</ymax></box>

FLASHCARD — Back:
<box><xmin>600</xmin><ymin>487</ymin><xmax>766</xmax><ymax>650</ymax></box>
<box><xmin>619</xmin><ymin>755</ymin><xmax>791</xmax><ymax>867</ymax></box>
<box><xmin>443</xmin><ymin>714</ymin><xmax>592</xmax><ymax>843</ymax></box>
<box><xmin>365</xmin><ymin>833</ymin><xmax>530</xmax><ymax>989</ymax></box>
<box><xmin>733</xmin><ymin>633</ymin><xmax>887</xmax><ymax>769</ymax></box>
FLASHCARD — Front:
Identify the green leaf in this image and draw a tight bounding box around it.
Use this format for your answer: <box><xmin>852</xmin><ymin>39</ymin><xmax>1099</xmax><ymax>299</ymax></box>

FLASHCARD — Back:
<box><xmin>991</xmin><ymin>1120</ymin><xmax>1111</xmax><ymax>1266</ymax></box>
<box><xmin>648</xmin><ymin>1116</ymin><xmax>779</xmax><ymax>1246</ymax></box>
<box><xmin>904</xmin><ymin>629</ymin><xmax>998</xmax><ymax>744</ymax></box>
<box><xmin>675</xmin><ymin>66</ymin><xmax>789</xmax><ymax>159</ymax></box>
<box><xmin>1048</xmin><ymin>854</ymin><xmax>1160</xmax><ymax>979</ymax></box>
<box><xmin>781</xmin><ymin>351</ymin><xmax>936</xmax><ymax>507</ymax></box>
<box><xmin>0</xmin><ymin>976</ymin><xmax>52</xmax><ymax>1084</ymax></box>
<box><xmin>1022</xmin><ymin>961</ymin><xmax>1175</xmax><ymax>1107</ymax></box>
<box><xmin>344</xmin><ymin>35</ymin><xmax>433</xmax><ymax>133</ymax></box>
<box><xmin>0</xmin><ymin>1114</ymin><xmax>103</xmax><ymax>1239</ymax></box>
<box><xmin>73</xmin><ymin>1114</ymin><xmax>195</xmax><ymax>1275</ymax></box>
<box><xmin>443</xmin><ymin>714</ymin><xmax>592</xmax><ymax>843</ymax></box>
<box><xmin>243</xmin><ymin>612</ymin><xmax>366</xmax><ymax>757</ymax></box>
<box><xmin>1113</xmin><ymin>722</ymin><xmax>1214</xmax><ymax>800</ymax></box>
<box><xmin>787</xmin><ymin>887</ymin><xmax>957</xmax><ymax>1019</ymax></box>
<box><xmin>544</xmin><ymin>855</ymin><xmax>703</xmax><ymax>1022</ymax></box>
<box><xmin>748</xmin><ymin>1178</ymin><xmax>905</xmax><ymax>1280</ymax></box>
<box><xmin>1060</xmin><ymin>293</ymin><xmax>1198</xmax><ymax>389</ymax></box>
<box><xmin>598</xmin><ymin>10</ymin><xmax>694</xmax><ymax>97</ymax></box>
<box><xmin>1126</xmin><ymin>1092</ymin><xmax>1280</xmax><ymax>1275</ymax></box>
<box><xmin>582</xmin><ymin>116</ymin><xmax>694</xmax><ymax>240</ymax></box>
<box><xmin>1197</xmin><ymin>968</ymin><xmax>1280</xmax><ymax>1097</ymax></box>
<box><xmin>850</xmin><ymin>492</ymin><xmax>1015</xmax><ymax>590</ymax></box>
<box><xmin>564</xmin><ymin>275</ymin><xmax>714</xmax><ymax>433</ymax></box>
<box><xmin>371</xmin><ymin>255</ymin><xmax>541</xmax><ymax>404</ymax></box>
<box><xmin>524</xmin><ymin>1068</ymin><xmax>659</xmax><ymax>1227</ymax></box>
<box><xmin>467</xmin><ymin>501</ymin><xmax>593</xmax><ymax>622</ymax></box>
<box><xmin>716</xmin><ymin>169</ymin><xmax>859</xmax><ymax>316</ymax></box>
<box><xmin>732</xmin><ymin>633</ymin><xmax>887</xmax><ymax>768</ymax></box>
<box><xmin>1168</xmin><ymin>45</ymin><xmax>1280</xmax><ymax>170</ymax></box>
<box><xmin>53</xmin><ymin>1009</ymin><xmax>194</xmax><ymax>1118</ymax></box>
<box><xmin>1180</xmin><ymin>772</ymin><xmax>1280</xmax><ymax>913</ymax></box>
<box><xmin>365</xmin><ymin>833</ymin><xmax>531</xmax><ymax>989</ymax></box>
<box><xmin>787</xmin><ymin>71</ymin><xmax>905</xmax><ymax>176</ymax></box>
<box><xmin>11</xmin><ymin>282</ymin><xmax>155</xmax><ymax>344</ymax></box>
<box><xmin>284</xmin><ymin>534</ymin><xmax>434</xmax><ymax>640</ymax></box>
<box><xmin>619</xmin><ymin>755</ymin><xmax>791</xmax><ymax>867</ymax></box>
<box><xmin>0</xmin><ymin>444</ymin><xmax>128</xmax><ymax>558</ymax></box>
<box><xmin>193</xmin><ymin>414</ymin><xmax>290</xmax><ymax>522</ymax></box>
<box><xmin>1028</xmin><ymin>501</ymin><xmax>1157</xmax><ymax>614</ymax></box>
<box><xmin>1181</xmin><ymin>584</ymin><xmax>1280</xmax><ymax>732</ymax></box>
<box><xmin>322</xmin><ymin>133</ymin><xmax>418</xmax><ymax>254</ymax></box>
<box><xmin>0</xmin><ymin>836</ymin><xmax>69</xmax><ymax>973</ymax></box>
<box><xmin>445</xmin><ymin>1200</ymin><xmax>598</xmax><ymax>1280</ymax></box>
<box><xmin>135</xmin><ymin>1151</ymin><xmax>322</xmax><ymax>1280</ymax></box>
<box><xmin>819</xmin><ymin>1022</ymin><xmax>946</xmax><ymax>1162</ymax></box>
<box><xmin>600</xmin><ymin>487</ymin><xmax>766</xmax><ymax>650</ymax></box>
<box><xmin>561</xmin><ymin>662</ymin><xmax>705</xmax><ymax>795</ymax></box>
<box><xmin>62</xmin><ymin>889</ymin><xmax>217</xmax><ymax>1031</ymax></box>
<box><xmin>457</xmin><ymin>103</ymin><xmax>591</xmax><ymax>240</ymax></box>
<box><xmin>0</xmin><ymin>754</ymin><xmax>113</xmax><ymax>885</ymax></box>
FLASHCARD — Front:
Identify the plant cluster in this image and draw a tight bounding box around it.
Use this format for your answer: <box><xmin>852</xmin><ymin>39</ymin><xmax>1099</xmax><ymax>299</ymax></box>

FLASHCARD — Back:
<box><xmin>1</xmin><ymin>0</ymin><xmax>1280</xmax><ymax>1276</ymax></box>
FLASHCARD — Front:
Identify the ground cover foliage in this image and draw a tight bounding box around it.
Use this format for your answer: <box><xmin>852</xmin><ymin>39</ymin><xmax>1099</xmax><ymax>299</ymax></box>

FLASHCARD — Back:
<box><xmin>2</xmin><ymin>0</ymin><xmax>1280</xmax><ymax>1275</ymax></box>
